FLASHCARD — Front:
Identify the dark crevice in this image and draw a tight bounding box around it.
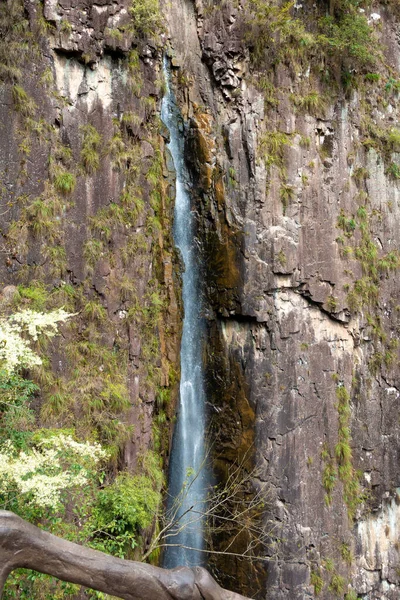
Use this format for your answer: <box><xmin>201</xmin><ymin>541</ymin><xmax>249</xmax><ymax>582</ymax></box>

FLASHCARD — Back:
<box><xmin>217</xmin><ymin>311</ymin><xmax>267</xmax><ymax>325</ymax></box>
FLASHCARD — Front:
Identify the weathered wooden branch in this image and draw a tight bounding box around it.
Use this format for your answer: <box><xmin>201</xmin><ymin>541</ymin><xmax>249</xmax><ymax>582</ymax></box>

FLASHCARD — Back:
<box><xmin>0</xmin><ymin>511</ymin><xmax>252</xmax><ymax>600</ymax></box>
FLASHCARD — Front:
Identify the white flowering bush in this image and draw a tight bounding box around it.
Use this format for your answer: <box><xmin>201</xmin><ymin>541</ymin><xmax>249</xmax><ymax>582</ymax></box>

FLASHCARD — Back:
<box><xmin>0</xmin><ymin>308</ymin><xmax>74</xmax><ymax>373</ymax></box>
<box><xmin>0</xmin><ymin>432</ymin><xmax>108</xmax><ymax>510</ymax></box>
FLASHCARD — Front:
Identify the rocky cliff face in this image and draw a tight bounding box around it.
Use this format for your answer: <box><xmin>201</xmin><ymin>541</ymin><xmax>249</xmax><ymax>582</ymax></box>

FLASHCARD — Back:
<box><xmin>164</xmin><ymin>1</ymin><xmax>400</xmax><ymax>598</ymax></box>
<box><xmin>1</xmin><ymin>0</ymin><xmax>400</xmax><ymax>599</ymax></box>
<box><xmin>0</xmin><ymin>0</ymin><xmax>181</xmax><ymax>476</ymax></box>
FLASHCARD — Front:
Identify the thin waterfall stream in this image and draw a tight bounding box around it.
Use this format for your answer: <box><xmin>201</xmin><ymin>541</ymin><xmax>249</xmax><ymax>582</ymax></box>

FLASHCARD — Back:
<box><xmin>161</xmin><ymin>58</ymin><xmax>208</xmax><ymax>568</ymax></box>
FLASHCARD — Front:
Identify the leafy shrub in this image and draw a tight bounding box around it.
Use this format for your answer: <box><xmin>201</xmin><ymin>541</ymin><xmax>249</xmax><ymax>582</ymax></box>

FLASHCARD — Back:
<box><xmin>319</xmin><ymin>13</ymin><xmax>378</xmax><ymax>71</ymax></box>
<box><xmin>0</xmin><ymin>371</ymin><xmax>38</xmax><ymax>449</ymax></box>
<box><xmin>129</xmin><ymin>0</ymin><xmax>162</xmax><ymax>38</ymax></box>
<box><xmin>89</xmin><ymin>467</ymin><xmax>162</xmax><ymax>556</ymax></box>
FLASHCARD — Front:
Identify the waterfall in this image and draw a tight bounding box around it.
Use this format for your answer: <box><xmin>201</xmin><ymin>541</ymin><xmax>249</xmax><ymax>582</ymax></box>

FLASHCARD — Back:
<box><xmin>161</xmin><ymin>57</ymin><xmax>208</xmax><ymax>568</ymax></box>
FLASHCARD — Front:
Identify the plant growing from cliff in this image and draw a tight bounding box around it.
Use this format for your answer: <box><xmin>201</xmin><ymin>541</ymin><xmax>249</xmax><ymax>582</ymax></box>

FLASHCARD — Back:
<box><xmin>80</xmin><ymin>124</ymin><xmax>102</xmax><ymax>175</ymax></box>
<box><xmin>277</xmin><ymin>249</ymin><xmax>287</xmax><ymax>267</ymax></box>
<box><xmin>327</xmin><ymin>295</ymin><xmax>338</xmax><ymax>312</ymax></box>
<box><xmin>54</xmin><ymin>170</ymin><xmax>76</xmax><ymax>195</ymax></box>
<box><xmin>328</xmin><ymin>573</ymin><xmax>345</xmax><ymax>595</ymax></box>
<box><xmin>0</xmin><ymin>0</ymin><xmax>36</xmax><ymax>83</ymax></box>
<box><xmin>310</xmin><ymin>569</ymin><xmax>324</xmax><ymax>595</ymax></box>
<box><xmin>333</xmin><ymin>385</ymin><xmax>364</xmax><ymax>520</ymax></box>
<box><xmin>59</xmin><ymin>19</ymin><xmax>72</xmax><ymax>35</ymax></box>
<box><xmin>322</xmin><ymin>459</ymin><xmax>337</xmax><ymax>505</ymax></box>
<box><xmin>290</xmin><ymin>91</ymin><xmax>326</xmax><ymax>116</ymax></box>
<box><xmin>83</xmin><ymin>299</ymin><xmax>107</xmax><ymax>323</ymax></box>
<box><xmin>12</xmin><ymin>85</ymin><xmax>36</xmax><ymax>117</ymax></box>
<box><xmin>338</xmin><ymin>204</ymin><xmax>400</xmax><ymax>376</ymax></box>
<box><xmin>128</xmin><ymin>0</ymin><xmax>163</xmax><ymax>39</ymax></box>
<box><xmin>339</xmin><ymin>541</ymin><xmax>353</xmax><ymax>565</ymax></box>
<box><xmin>280</xmin><ymin>183</ymin><xmax>295</xmax><ymax>214</ymax></box>
<box><xmin>246</xmin><ymin>0</ymin><xmax>317</xmax><ymax>68</ymax></box>
<box><xmin>319</xmin><ymin>12</ymin><xmax>379</xmax><ymax>71</ymax></box>
<box><xmin>83</xmin><ymin>239</ymin><xmax>104</xmax><ymax>267</ymax></box>
<box><xmin>260</xmin><ymin>130</ymin><xmax>292</xmax><ymax>173</ymax></box>
<box><xmin>386</xmin><ymin>162</ymin><xmax>400</xmax><ymax>180</ymax></box>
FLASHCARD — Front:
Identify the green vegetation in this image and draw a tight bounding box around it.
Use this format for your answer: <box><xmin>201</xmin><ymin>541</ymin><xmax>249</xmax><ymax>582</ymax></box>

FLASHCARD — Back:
<box><xmin>18</xmin><ymin>283</ymin><xmax>48</xmax><ymax>310</ymax></box>
<box><xmin>290</xmin><ymin>91</ymin><xmax>326</xmax><ymax>116</ymax></box>
<box><xmin>386</xmin><ymin>162</ymin><xmax>400</xmax><ymax>180</ymax></box>
<box><xmin>280</xmin><ymin>183</ymin><xmax>295</xmax><ymax>213</ymax></box>
<box><xmin>260</xmin><ymin>130</ymin><xmax>292</xmax><ymax>173</ymax></box>
<box><xmin>12</xmin><ymin>84</ymin><xmax>36</xmax><ymax>117</ymax></box>
<box><xmin>89</xmin><ymin>452</ymin><xmax>163</xmax><ymax>557</ymax></box>
<box><xmin>0</xmin><ymin>0</ymin><xmax>36</xmax><ymax>82</ymax></box>
<box><xmin>329</xmin><ymin>573</ymin><xmax>345</xmax><ymax>595</ymax></box>
<box><xmin>80</xmin><ymin>124</ymin><xmax>102</xmax><ymax>174</ymax></box>
<box><xmin>322</xmin><ymin>457</ymin><xmax>337</xmax><ymax>505</ymax></box>
<box><xmin>0</xmin><ymin>4</ymin><xmax>177</xmax><ymax>595</ymax></box>
<box><xmin>310</xmin><ymin>569</ymin><xmax>323</xmax><ymax>595</ymax></box>
<box><xmin>54</xmin><ymin>170</ymin><xmax>76</xmax><ymax>194</ymax></box>
<box><xmin>59</xmin><ymin>19</ymin><xmax>72</xmax><ymax>35</ymax></box>
<box><xmin>336</xmin><ymin>203</ymin><xmax>400</xmax><ymax>376</ymax></box>
<box><xmin>246</xmin><ymin>0</ymin><xmax>380</xmax><ymax>78</ymax></box>
<box><xmin>340</xmin><ymin>541</ymin><xmax>353</xmax><ymax>565</ymax></box>
<box><xmin>0</xmin><ymin>371</ymin><xmax>38</xmax><ymax>448</ymax></box>
<box><xmin>277</xmin><ymin>249</ymin><xmax>287</xmax><ymax>267</ymax></box>
<box><xmin>327</xmin><ymin>295</ymin><xmax>338</xmax><ymax>312</ymax></box>
<box><xmin>333</xmin><ymin>385</ymin><xmax>363</xmax><ymax>520</ymax></box>
<box><xmin>128</xmin><ymin>0</ymin><xmax>162</xmax><ymax>39</ymax></box>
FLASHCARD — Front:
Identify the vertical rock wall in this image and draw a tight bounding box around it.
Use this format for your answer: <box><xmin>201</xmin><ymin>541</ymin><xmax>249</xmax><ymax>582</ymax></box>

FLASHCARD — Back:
<box><xmin>0</xmin><ymin>0</ymin><xmax>181</xmax><ymax>475</ymax></box>
<box><xmin>163</xmin><ymin>1</ymin><xmax>400</xmax><ymax>598</ymax></box>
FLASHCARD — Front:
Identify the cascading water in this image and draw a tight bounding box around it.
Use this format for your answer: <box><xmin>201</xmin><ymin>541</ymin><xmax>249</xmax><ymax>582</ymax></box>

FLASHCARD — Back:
<box><xmin>161</xmin><ymin>57</ymin><xmax>208</xmax><ymax>568</ymax></box>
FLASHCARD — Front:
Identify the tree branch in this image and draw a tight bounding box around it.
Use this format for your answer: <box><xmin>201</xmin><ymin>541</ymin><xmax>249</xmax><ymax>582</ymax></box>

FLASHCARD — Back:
<box><xmin>0</xmin><ymin>511</ymin><xmax>252</xmax><ymax>600</ymax></box>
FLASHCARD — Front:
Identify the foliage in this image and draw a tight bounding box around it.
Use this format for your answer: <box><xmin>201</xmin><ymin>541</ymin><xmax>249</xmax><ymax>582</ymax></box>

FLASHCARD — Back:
<box><xmin>310</xmin><ymin>569</ymin><xmax>323</xmax><ymax>595</ymax></box>
<box><xmin>0</xmin><ymin>433</ymin><xmax>107</xmax><ymax>510</ymax></box>
<box><xmin>128</xmin><ymin>0</ymin><xmax>162</xmax><ymax>39</ymax></box>
<box><xmin>329</xmin><ymin>573</ymin><xmax>345</xmax><ymax>595</ymax></box>
<box><xmin>80</xmin><ymin>124</ymin><xmax>102</xmax><ymax>174</ymax></box>
<box><xmin>333</xmin><ymin>385</ymin><xmax>364</xmax><ymax>520</ymax></box>
<box><xmin>53</xmin><ymin>170</ymin><xmax>76</xmax><ymax>195</ymax></box>
<box><xmin>319</xmin><ymin>13</ymin><xmax>378</xmax><ymax>71</ymax></box>
<box><xmin>0</xmin><ymin>309</ymin><xmax>73</xmax><ymax>373</ymax></box>
<box><xmin>246</xmin><ymin>0</ymin><xmax>316</xmax><ymax>67</ymax></box>
<box><xmin>88</xmin><ymin>452</ymin><xmax>163</xmax><ymax>557</ymax></box>
<box><xmin>0</xmin><ymin>371</ymin><xmax>38</xmax><ymax>449</ymax></box>
<box><xmin>246</xmin><ymin>0</ymin><xmax>380</xmax><ymax>84</ymax></box>
<box><xmin>290</xmin><ymin>91</ymin><xmax>325</xmax><ymax>116</ymax></box>
<box><xmin>345</xmin><ymin>589</ymin><xmax>358</xmax><ymax>600</ymax></box>
<box><xmin>340</xmin><ymin>541</ymin><xmax>353</xmax><ymax>565</ymax></box>
<box><xmin>386</xmin><ymin>162</ymin><xmax>400</xmax><ymax>180</ymax></box>
<box><xmin>0</xmin><ymin>0</ymin><xmax>35</xmax><ymax>82</ymax></box>
<box><xmin>12</xmin><ymin>84</ymin><xmax>36</xmax><ymax>117</ymax></box>
<box><xmin>18</xmin><ymin>283</ymin><xmax>48</xmax><ymax>311</ymax></box>
<box><xmin>260</xmin><ymin>130</ymin><xmax>292</xmax><ymax>173</ymax></box>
